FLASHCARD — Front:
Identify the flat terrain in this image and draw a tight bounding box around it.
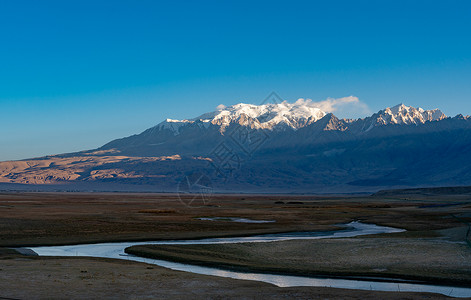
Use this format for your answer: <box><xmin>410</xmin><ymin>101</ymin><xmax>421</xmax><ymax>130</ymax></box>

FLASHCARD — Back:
<box><xmin>0</xmin><ymin>192</ymin><xmax>469</xmax><ymax>247</ymax></box>
<box><xmin>0</xmin><ymin>255</ymin><xmax>460</xmax><ymax>300</ymax></box>
<box><xmin>126</xmin><ymin>236</ymin><xmax>471</xmax><ymax>286</ymax></box>
<box><xmin>0</xmin><ymin>191</ymin><xmax>470</xmax><ymax>298</ymax></box>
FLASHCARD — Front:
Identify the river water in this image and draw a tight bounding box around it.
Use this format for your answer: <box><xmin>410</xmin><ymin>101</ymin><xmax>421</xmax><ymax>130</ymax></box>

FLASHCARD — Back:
<box><xmin>29</xmin><ymin>221</ymin><xmax>471</xmax><ymax>298</ymax></box>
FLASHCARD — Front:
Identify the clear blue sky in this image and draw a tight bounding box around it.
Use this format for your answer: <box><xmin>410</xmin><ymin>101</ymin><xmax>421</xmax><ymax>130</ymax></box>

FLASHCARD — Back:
<box><xmin>1</xmin><ymin>0</ymin><xmax>470</xmax><ymax>161</ymax></box>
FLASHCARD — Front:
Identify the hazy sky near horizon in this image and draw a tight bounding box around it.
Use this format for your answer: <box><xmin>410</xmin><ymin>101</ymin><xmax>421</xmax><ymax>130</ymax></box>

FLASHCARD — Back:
<box><xmin>1</xmin><ymin>0</ymin><xmax>471</xmax><ymax>161</ymax></box>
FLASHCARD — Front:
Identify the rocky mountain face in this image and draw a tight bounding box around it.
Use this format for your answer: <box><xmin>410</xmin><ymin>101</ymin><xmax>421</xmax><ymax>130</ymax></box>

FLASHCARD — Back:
<box><xmin>1</xmin><ymin>102</ymin><xmax>471</xmax><ymax>193</ymax></box>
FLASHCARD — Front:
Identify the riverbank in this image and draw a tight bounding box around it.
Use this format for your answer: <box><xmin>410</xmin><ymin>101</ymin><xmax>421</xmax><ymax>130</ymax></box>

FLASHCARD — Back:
<box><xmin>0</xmin><ymin>255</ymin><xmax>460</xmax><ymax>299</ymax></box>
<box><xmin>1</xmin><ymin>191</ymin><xmax>470</xmax><ymax>298</ymax></box>
<box><xmin>125</xmin><ymin>236</ymin><xmax>471</xmax><ymax>287</ymax></box>
<box><xmin>0</xmin><ymin>192</ymin><xmax>467</xmax><ymax>247</ymax></box>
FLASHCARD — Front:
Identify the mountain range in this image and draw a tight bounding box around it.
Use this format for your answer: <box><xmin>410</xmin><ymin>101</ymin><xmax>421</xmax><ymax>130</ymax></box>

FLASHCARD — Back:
<box><xmin>1</xmin><ymin>102</ymin><xmax>471</xmax><ymax>193</ymax></box>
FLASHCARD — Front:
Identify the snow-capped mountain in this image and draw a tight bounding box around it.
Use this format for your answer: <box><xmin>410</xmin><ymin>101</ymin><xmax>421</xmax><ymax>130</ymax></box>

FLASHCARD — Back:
<box><xmin>358</xmin><ymin>104</ymin><xmax>447</xmax><ymax>132</ymax></box>
<box><xmin>1</xmin><ymin>101</ymin><xmax>471</xmax><ymax>193</ymax></box>
<box><xmin>101</xmin><ymin>102</ymin><xmax>460</xmax><ymax>157</ymax></box>
<box><xmin>386</xmin><ymin>103</ymin><xmax>446</xmax><ymax>124</ymax></box>
<box><xmin>153</xmin><ymin>102</ymin><xmax>445</xmax><ymax>136</ymax></box>
<box><xmin>155</xmin><ymin>101</ymin><xmax>327</xmax><ymax>135</ymax></box>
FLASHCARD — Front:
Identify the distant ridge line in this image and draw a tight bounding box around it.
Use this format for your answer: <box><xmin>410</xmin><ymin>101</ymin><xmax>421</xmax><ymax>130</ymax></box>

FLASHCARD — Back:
<box><xmin>373</xmin><ymin>186</ymin><xmax>471</xmax><ymax>197</ymax></box>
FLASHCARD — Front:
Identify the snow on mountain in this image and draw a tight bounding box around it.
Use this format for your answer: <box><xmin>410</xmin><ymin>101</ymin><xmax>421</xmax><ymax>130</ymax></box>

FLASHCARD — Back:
<box><xmin>378</xmin><ymin>104</ymin><xmax>446</xmax><ymax>125</ymax></box>
<box><xmin>361</xmin><ymin>104</ymin><xmax>447</xmax><ymax>132</ymax></box>
<box><xmin>155</xmin><ymin>102</ymin><xmax>448</xmax><ymax>136</ymax></box>
<box><xmin>157</xmin><ymin>119</ymin><xmax>194</xmax><ymax>133</ymax></box>
<box><xmin>156</xmin><ymin>100</ymin><xmax>327</xmax><ymax>134</ymax></box>
<box><xmin>4</xmin><ymin>100</ymin><xmax>471</xmax><ymax>193</ymax></box>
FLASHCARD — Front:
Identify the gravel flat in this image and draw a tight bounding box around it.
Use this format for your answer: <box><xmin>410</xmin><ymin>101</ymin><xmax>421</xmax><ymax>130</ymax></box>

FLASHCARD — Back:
<box><xmin>126</xmin><ymin>236</ymin><xmax>471</xmax><ymax>286</ymax></box>
<box><xmin>0</xmin><ymin>256</ymin><xmax>460</xmax><ymax>299</ymax></box>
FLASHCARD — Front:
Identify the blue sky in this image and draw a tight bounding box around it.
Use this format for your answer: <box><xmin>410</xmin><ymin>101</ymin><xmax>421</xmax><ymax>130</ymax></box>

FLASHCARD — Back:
<box><xmin>1</xmin><ymin>0</ymin><xmax>470</xmax><ymax>160</ymax></box>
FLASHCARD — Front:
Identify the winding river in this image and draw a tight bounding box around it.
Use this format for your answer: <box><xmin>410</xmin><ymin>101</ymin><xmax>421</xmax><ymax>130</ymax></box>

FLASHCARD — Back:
<box><xmin>29</xmin><ymin>221</ymin><xmax>471</xmax><ymax>298</ymax></box>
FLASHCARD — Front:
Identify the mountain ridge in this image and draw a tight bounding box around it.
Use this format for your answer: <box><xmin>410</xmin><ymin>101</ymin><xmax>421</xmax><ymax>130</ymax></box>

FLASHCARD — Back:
<box><xmin>1</xmin><ymin>102</ymin><xmax>471</xmax><ymax>193</ymax></box>
<box><xmin>100</xmin><ymin>103</ymin><xmax>456</xmax><ymax>156</ymax></box>
<box><xmin>146</xmin><ymin>102</ymin><xmax>449</xmax><ymax>137</ymax></box>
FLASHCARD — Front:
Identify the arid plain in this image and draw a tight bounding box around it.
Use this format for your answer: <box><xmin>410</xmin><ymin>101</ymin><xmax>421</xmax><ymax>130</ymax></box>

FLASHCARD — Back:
<box><xmin>0</xmin><ymin>190</ymin><xmax>470</xmax><ymax>299</ymax></box>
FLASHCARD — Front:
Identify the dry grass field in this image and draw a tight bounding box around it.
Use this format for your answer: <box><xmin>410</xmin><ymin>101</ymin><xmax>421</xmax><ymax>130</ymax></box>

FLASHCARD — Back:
<box><xmin>0</xmin><ymin>191</ymin><xmax>469</xmax><ymax>299</ymax></box>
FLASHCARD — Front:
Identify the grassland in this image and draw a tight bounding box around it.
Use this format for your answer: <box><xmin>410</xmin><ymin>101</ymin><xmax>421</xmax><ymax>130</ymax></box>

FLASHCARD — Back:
<box><xmin>0</xmin><ymin>190</ymin><xmax>469</xmax><ymax>299</ymax></box>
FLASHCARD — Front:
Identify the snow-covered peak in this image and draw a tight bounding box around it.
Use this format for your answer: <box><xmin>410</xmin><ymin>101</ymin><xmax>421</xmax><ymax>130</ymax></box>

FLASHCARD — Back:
<box><xmin>155</xmin><ymin>118</ymin><xmax>194</xmax><ymax>134</ymax></box>
<box><xmin>377</xmin><ymin>104</ymin><xmax>446</xmax><ymax>125</ymax></box>
<box><xmin>389</xmin><ymin>103</ymin><xmax>410</xmax><ymax>115</ymax></box>
<box><xmin>195</xmin><ymin>101</ymin><xmax>327</xmax><ymax>131</ymax></box>
<box><xmin>156</xmin><ymin>100</ymin><xmax>328</xmax><ymax>134</ymax></box>
<box><xmin>155</xmin><ymin>101</ymin><xmax>448</xmax><ymax>136</ymax></box>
